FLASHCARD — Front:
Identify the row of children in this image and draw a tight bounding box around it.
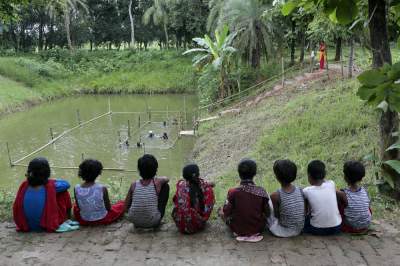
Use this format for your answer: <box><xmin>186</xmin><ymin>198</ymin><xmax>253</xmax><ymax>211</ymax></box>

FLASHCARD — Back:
<box><xmin>13</xmin><ymin>155</ymin><xmax>371</xmax><ymax>241</ymax></box>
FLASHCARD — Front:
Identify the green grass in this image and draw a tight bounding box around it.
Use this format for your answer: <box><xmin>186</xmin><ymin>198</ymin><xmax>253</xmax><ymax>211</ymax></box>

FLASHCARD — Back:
<box><xmin>198</xmin><ymin>78</ymin><xmax>400</xmax><ymax>220</ymax></box>
<box><xmin>0</xmin><ymin>50</ymin><xmax>196</xmax><ymax>115</ymax></box>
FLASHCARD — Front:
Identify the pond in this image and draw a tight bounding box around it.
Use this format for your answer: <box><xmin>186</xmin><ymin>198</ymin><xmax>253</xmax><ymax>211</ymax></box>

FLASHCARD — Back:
<box><xmin>0</xmin><ymin>94</ymin><xmax>198</xmax><ymax>196</ymax></box>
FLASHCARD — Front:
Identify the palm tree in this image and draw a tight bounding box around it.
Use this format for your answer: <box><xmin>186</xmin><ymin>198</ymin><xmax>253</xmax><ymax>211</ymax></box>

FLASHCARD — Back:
<box><xmin>218</xmin><ymin>0</ymin><xmax>272</xmax><ymax>68</ymax></box>
<box><xmin>183</xmin><ymin>26</ymin><xmax>237</xmax><ymax>99</ymax></box>
<box><xmin>47</xmin><ymin>0</ymin><xmax>88</xmax><ymax>50</ymax></box>
<box><xmin>143</xmin><ymin>0</ymin><xmax>170</xmax><ymax>49</ymax></box>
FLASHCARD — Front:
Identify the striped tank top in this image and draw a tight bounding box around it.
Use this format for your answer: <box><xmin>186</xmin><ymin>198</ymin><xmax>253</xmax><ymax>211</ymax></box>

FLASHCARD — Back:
<box><xmin>128</xmin><ymin>180</ymin><xmax>161</xmax><ymax>228</ymax></box>
<box><xmin>343</xmin><ymin>187</ymin><xmax>371</xmax><ymax>229</ymax></box>
<box><xmin>278</xmin><ymin>186</ymin><xmax>305</xmax><ymax>231</ymax></box>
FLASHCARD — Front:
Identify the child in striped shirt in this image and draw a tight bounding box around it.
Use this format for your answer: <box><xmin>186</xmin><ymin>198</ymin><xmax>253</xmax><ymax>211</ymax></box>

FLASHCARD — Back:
<box><xmin>336</xmin><ymin>161</ymin><xmax>371</xmax><ymax>233</ymax></box>
<box><xmin>267</xmin><ymin>160</ymin><xmax>305</xmax><ymax>237</ymax></box>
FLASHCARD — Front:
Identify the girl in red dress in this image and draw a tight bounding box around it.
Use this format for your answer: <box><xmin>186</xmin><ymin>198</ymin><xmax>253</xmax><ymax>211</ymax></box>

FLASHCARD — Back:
<box><xmin>172</xmin><ymin>164</ymin><xmax>215</xmax><ymax>234</ymax></box>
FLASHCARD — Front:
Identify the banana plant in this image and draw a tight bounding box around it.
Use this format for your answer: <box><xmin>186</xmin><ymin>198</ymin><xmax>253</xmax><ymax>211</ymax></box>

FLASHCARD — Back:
<box><xmin>359</xmin><ymin>62</ymin><xmax>400</xmax><ymax>190</ymax></box>
<box><xmin>183</xmin><ymin>25</ymin><xmax>238</xmax><ymax>100</ymax></box>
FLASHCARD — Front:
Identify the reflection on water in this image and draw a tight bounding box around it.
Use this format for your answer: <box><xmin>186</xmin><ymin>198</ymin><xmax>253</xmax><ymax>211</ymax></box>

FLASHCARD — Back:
<box><xmin>0</xmin><ymin>95</ymin><xmax>197</xmax><ymax>192</ymax></box>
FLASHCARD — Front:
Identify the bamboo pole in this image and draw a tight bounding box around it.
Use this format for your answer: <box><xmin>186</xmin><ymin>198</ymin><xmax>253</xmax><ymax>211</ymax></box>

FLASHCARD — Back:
<box><xmin>6</xmin><ymin>142</ymin><xmax>12</xmax><ymax>167</ymax></box>
<box><xmin>12</xmin><ymin>163</ymin><xmax>137</xmax><ymax>172</ymax></box>
<box><xmin>281</xmin><ymin>57</ymin><xmax>285</xmax><ymax>88</ymax></box>
<box><xmin>108</xmin><ymin>97</ymin><xmax>111</xmax><ymax>113</ymax></box>
<box><xmin>13</xmin><ymin>111</ymin><xmax>111</xmax><ymax>165</ymax></box>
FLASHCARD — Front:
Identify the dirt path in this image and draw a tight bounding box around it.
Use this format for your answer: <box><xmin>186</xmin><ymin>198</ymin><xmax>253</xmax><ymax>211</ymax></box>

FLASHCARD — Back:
<box><xmin>1</xmin><ymin>219</ymin><xmax>400</xmax><ymax>266</ymax></box>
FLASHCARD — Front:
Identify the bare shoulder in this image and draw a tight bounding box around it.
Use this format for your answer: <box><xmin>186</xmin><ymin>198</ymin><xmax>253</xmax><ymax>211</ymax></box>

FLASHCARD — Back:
<box><xmin>270</xmin><ymin>191</ymin><xmax>279</xmax><ymax>203</ymax></box>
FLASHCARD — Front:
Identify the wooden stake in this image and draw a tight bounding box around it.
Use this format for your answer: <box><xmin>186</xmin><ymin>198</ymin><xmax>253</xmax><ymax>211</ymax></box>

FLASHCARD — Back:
<box><xmin>138</xmin><ymin>115</ymin><xmax>141</xmax><ymax>128</ymax></box>
<box><xmin>118</xmin><ymin>130</ymin><xmax>122</xmax><ymax>143</ymax></box>
<box><xmin>6</xmin><ymin>142</ymin><xmax>12</xmax><ymax>167</ymax></box>
<box><xmin>108</xmin><ymin>97</ymin><xmax>111</xmax><ymax>113</ymax></box>
<box><xmin>184</xmin><ymin>96</ymin><xmax>187</xmax><ymax>124</ymax></box>
<box><xmin>128</xmin><ymin>120</ymin><xmax>131</xmax><ymax>138</ymax></box>
<box><xmin>81</xmin><ymin>153</ymin><xmax>84</xmax><ymax>161</ymax></box>
<box><xmin>49</xmin><ymin>128</ymin><xmax>54</xmax><ymax>140</ymax></box>
<box><xmin>148</xmin><ymin>107</ymin><xmax>151</xmax><ymax>122</ymax></box>
<box><xmin>76</xmin><ymin>109</ymin><xmax>82</xmax><ymax>126</ymax></box>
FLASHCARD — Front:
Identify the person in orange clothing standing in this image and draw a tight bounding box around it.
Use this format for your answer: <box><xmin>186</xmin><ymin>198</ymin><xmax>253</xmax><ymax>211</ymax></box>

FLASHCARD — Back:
<box><xmin>319</xmin><ymin>42</ymin><xmax>326</xmax><ymax>70</ymax></box>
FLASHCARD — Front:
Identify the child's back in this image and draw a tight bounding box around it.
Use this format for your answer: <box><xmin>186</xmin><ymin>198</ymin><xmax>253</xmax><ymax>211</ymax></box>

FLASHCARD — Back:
<box><xmin>268</xmin><ymin>160</ymin><xmax>304</xmax><ymax>237</ymax></box>
<box><xmin>303</xmin><ymin>160</ymin><xmax>341</xmax><ymax>235</ymax></box>
<box><xmin>276</xmin><ymin>186</ymin><xmax>305</xmax><ymax>230</ymax></box>
<box><xmin>303</xmin><ymin>180</ymin><xmax>341</xmax><ymax>228</ymax></box>
<box><xmin>337</xmin><ymin>161</ymin><xmax>371</xmax><ymax>233</ymax></box>
<box><xmin>342</xmin><ymin>187</ymin><xmax>371</xmax><ymax>229</ymax></box>
<box><xmin>73</xmin><ymin>159</ymin><xmax>125</xmax><ymax>226</ymax></box>
<box><xmin>75</xmin><ymin>183</ymin><xmax>107</xmax><ymax>221</ymax></box>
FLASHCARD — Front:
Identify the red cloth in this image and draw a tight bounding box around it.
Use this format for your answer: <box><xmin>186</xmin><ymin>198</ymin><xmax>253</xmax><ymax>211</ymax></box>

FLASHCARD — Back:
<box><xmin>13</xmin><ymin>180</ymin><xmax>72</xmax><ymax>232</ymax></box>
<box><xmin>172</xmin><ymin>179</ymin><xmax>215</xmax><ymax>234</ymax></box>
<box><xmin>223</xmin><ymin>186</ymin><xmax>269</xmax><ymax>236</ymax></box>
<box><xmin>73</xmin><ymin>201</ymin><xmax>125</xmax><ymax>226</ymax></box>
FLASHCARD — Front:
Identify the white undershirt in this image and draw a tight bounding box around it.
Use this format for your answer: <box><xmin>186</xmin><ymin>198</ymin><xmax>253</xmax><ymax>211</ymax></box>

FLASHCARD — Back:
<box><xmin>303</xmin><ymin>180</ymin><xmax>342</xmax><ymax>228</ymax></box>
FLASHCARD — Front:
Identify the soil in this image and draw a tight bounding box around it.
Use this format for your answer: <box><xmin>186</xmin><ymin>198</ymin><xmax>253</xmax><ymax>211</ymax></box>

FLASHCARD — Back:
<box><xmin>1</xmin><ymin>219</ymin><xmax>400</xmax><ymax>266</ymax></box>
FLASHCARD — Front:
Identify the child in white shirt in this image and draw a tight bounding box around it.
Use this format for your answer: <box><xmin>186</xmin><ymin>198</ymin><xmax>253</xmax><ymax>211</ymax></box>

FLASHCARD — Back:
<box><xmin>303</xmin><ymin>160</ymin><xmax>341</xmax><ymax>235</ymax></box>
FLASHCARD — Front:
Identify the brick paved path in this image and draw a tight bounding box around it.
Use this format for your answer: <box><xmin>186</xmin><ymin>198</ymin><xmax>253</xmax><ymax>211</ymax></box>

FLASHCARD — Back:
<box><xmin>1</xmin><ymin>220</ymin><xmax>400</xmax><ymax>266</ymax></box>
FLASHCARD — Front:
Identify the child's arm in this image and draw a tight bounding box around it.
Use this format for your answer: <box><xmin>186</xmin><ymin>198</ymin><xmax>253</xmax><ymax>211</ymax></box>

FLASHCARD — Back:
<box><xmin>264</xmin><ymin>197</ymin><xmax>271</xmax><ymax>218</ymax></box>
<box><xmin>270</xmin><ymin>192</ymin><xmax>280</xmax><ymax>218</ymax></box>
<box><xmin>103</xmin><ymin>187</ymin><xmax>112</xmax><ymax>211</ymax></box>
<box><xmin>336</xmin><ymin>190</ymin><xmax>348</xmax><ymax>209</ymax></box>
<box><xmin>220</xmin><ymin>189</ymin><xmax>235</xmax><ymax>220</ymax></box>
<box><xmin>304</xmin><ymin>198</ymin><xmax>310</xmax><ymax>215</ymax></box>
<box><xmin>124</xmin><ymin>183</ymin><xmax>135</xmax><ymax>213</ymax></box>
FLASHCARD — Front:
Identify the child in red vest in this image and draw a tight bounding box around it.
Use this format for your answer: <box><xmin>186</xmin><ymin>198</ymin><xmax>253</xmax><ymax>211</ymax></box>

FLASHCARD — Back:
<box><xmin>13</xmin><ymin>157</ymin><xmax>73</xmax><ymax>232</ymax></box>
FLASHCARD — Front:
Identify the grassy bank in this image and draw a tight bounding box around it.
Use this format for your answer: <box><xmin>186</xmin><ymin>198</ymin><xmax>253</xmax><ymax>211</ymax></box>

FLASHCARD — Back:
<box><xmin>194</xmin><ymin>78</ymin><xmax>400</xmax><ymax>220</ymax></box>
<box><xmin>0</xmin><ymin>49</ymin><xmax>196</xmax><ymax>115</ymax></box>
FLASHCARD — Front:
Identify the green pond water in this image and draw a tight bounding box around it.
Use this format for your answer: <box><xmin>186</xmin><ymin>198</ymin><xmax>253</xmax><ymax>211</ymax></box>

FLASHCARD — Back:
<box><xmin>0</xmin><ymin>95</ymin><xmax>197</xmax><ymax>196</ymax></box>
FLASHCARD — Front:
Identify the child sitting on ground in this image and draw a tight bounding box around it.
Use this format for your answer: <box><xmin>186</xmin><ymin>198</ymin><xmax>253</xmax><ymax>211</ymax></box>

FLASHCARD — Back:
<box><xmin>73</xmin><ymin>159</ymin><xmax>125</xmax><ymax>225</ymax></box>
<box><xmin>125</xmin><ymin>154</ymin><xmax>170</xmax><ymax>228</ymax></box>
<box><xmin>219</xmin><ymin>159</ymin><xmax>270</xmax><ymax>242</ymax></box>
<box><xmin>336</xmin><ymin>161</ymin><xmax>371</xmax><ymax>233</ymax></box>
<box><xmin>303</xmin><ymin>160</ymin><xmax>342</xmax><ymax>235</ymax></box>
<box><xmin>267</xmin><ymin>160</ymin><xmax>305</xmax><ymax>237</ymax></box>
<box><xmin>172</xmin><ymin>164</ymin><xmax>215</xmax><ymax>234</ymax></box>
<box><xmin>13</xmin><ymin>157</ymin><xmax>73</xmax><ymax>232</ymax></box>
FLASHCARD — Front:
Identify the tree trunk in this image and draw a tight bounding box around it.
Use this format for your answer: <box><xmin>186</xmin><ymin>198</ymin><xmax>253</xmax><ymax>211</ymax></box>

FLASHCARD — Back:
<box><xmin>251</xmin><ymin>48</ymin><xmax>261</xmax><ymax>69</ymax></box>
<box><xmin>163</xmin><ymin>22</ymin><xmax>169</xmax><ymax>49</ymax></box>
<box><xmin>38</xmin><ymin>16</ymin><xmax>44</xmax><ymax>51</ymax></box>
<box><xmin>348</xmin><ymin>37</ymin><xmax>354</xmax><ymax>78</ymax></box>
<box><xmin>299</xmin><ymin>30</ymin><xmax>305</xmax><ymax>64</ymax></box>
<box><xmin>369</xmin><ymin>0</ymin><xmax>399</xmax><ymax>196</ymax></box>
<box><xmin>64</xmin><ymin>9</ymin><xmax>73</xmax><ymax>50</ymax></box>
<box><xmin>335</xmin><ymin>37</ymin><xmax>342</xmax><ymax>62</ymax></box>
<box><xmin>128</xmin><ymin>0</ymin><xmax>135</xmax><ymax>48</ymax></box>
<box><xmin>290</xmin><ymin>20</ymin><xmax>296</xmax><ymax>66</ymax></box>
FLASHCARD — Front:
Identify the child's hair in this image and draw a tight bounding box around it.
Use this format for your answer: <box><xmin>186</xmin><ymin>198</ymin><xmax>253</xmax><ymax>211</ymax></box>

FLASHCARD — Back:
<box><xmin>238</xmin><ymin>159</ymin><xmax>257</xmax><ymax>180</ymax></box>
<box><xmin>273</xmin><ymin>159</ymin><xmax>297</xmax><ymax>185</ymax></box>
<box><xmin>343</xmin><ymin>160</ymin><xmax>365</xmax><ymax>185</ymax></box>
<box><xmin>26</xmin><ymin>157</ymin><xmax>51</xmax><ymax>187</ymax></box>
<box><xmin>307</xmin><ymin>160</ymin><xmax>326</xmax><ymax>180</ymax></box>
<box><xmin>79</xmin><ymin>159</ymin><xmax>103</xmax><ymax>182</ymax></box>
<box><xmin>183</xmin><ymin>164</ymin><xmax>204</xmax><ymax>211</ymax></box>
<box><xmin>138</xmin><ymin>154</ymin><xmax>158</xmax><ymax>180</ymax></box>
